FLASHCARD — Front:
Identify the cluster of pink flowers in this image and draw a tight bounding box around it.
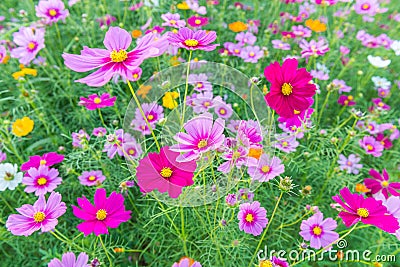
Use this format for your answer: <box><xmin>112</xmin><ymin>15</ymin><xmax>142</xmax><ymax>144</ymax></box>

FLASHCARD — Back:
<box><xmin>356</xmin><ymin>30</ymin><xmax>393</xmax><ymax>49</ymax></box>
<box><xmin>222</xmin><ymin>30</ymin><xmax>264</xmax><ymax>63</ymax></box>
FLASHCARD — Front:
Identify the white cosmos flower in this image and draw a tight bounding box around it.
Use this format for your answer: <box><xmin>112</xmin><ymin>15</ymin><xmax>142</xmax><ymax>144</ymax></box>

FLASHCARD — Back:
<box><xmin>0</xmin><ymin>163</ymin><xmax>23</xmax><ymax>191</ymax></box>
<box><xmin>367</xmin><ymin>55</ymin><xmax>391</xmax><ymax>68</ymax></box>
<box><xmin>390</xmin><ymin>40</ymin><xmax>400</xmax><ymax>56</ymax></box>
<box><xmin>371</xmin><ymin>76</ymin><xmax>391</xmax><ymax>89</ymax></box>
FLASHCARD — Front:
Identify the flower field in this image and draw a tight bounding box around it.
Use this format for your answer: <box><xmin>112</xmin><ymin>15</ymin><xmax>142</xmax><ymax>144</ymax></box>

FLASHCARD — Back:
<box><xmin>0</xmin><ymin>0</ymin><xmax>399</xmax><ymax>266</ymax></box>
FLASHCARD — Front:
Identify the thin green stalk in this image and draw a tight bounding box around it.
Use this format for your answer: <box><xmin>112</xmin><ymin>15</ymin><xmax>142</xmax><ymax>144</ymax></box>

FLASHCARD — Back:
<box><xmin>317</xmin><ymin>90</ymin><xmax>332</xmax><ymax>125</ymax></box>
<box><xmin>248</xmin><ymin>192</ymin><xmax>284</xmax><ymax>267</ymax></box>
<box><xmin>99</xmin><ymin>235</ymin><xmax>113</xmax><ymax>267</ymax></box>
<box><xmin>277</xmin><ymin>210</ymin><xmax>313</xmax><ymax>230</ymax></box>
<box><xmin>180</xmin><ymin>51</ymin><xmax>193</xmax><ymax>127</ymax></box>
<box><xmin>180</xmin><ymin>206</ymin><xmax>188</xmax><ymax>256</ymax></box>
<box><xmin>126</xmin><ymin>80</ymin><xmax>160</xmax><ymax>151</ymax></box>
<box><xmin>98</xmin><ymin>108</ymin><xmax>107</xmax><ymax>128</ymax></box>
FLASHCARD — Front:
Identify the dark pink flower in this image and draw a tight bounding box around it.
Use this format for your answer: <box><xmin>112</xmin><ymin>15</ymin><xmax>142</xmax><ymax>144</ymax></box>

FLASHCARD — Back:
<box><xmin>72</xmin><ymin>188</ymin><xmax>131</xmax><ymax>236</ymax></box>
<box><xmin>136</xmin><ymin>146</ymin><xmax>197</xmax><ymax>198</ymax></box>
<box><xmin>187</xmin><ymin>16</ymin><xmax>209</xmax><ymax>27</ymax></box>
<box><xmin>332</xmin><ymin>187</ymin><xmax>399</xmax><ymax>233</ymax></box>
<box><xmin>337</xmin><ymin>95</ymin><xmax>356</xmax><ymax>106</ymax></box>
<box><xmin>21</xmin><ymin>152</ymin><xmax>64</xmax><ymax>171</ymax></box>
<box><xmin>78</xmin><ymin>93</ymin><xmax>116</xmax><ymax>110</ymax></box>
<box><xmin>364</xmin><ymin>169</ymin><xmax>400</xmax><ymax>198</ymax></box>
<box><xmin>35</xmin><ymin>0</ymin><xmax>69</xmax><ymax>25</ymax></box>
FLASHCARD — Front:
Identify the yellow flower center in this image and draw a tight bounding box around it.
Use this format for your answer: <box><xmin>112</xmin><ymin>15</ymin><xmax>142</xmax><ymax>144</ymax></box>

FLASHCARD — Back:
<box><xmin>197</xmin><ymin>139</ymin><xmax>208</xmax><ymax>149</ymax></box>
<box><xmin>344</xmin><ymin>100</ymin><xmax>349</xmax><ymax>105</ymax></box>
<box><xmin>357</xmin><ymin>208</ymin><xmax>369</xmax><ymax>218</ymax></box>
<box><xmin>195</xmin><ymin>19</ymin><xmax>201</xmax><ymax>25</ymax></box>
<box><xmin>128</xmin><ymin>148</ymin><xmax>136</xmax><ymax>155</ymax></box>
<box><xmin>88</xmin><ymin>175</ymin><xmax>96</xmax><ymax>181</ymax></box>
<box><xmin>261</xmin><ymin>165</ymin><xmax>270</xmax><ymax>173</ymax></box>
<box><xmin>366</xmin><ymin>144</ymin><xmax>374</xmax><ymax>151</ymax></box>
<box><xmin>28</xmin><ymin>42</ymin><xmax>36</xmax><ymax>50</ymax></box>
<box><xmin>381</xmin><ymin>181</ymin><xmax>389</xmax><ymax>187</ymax></box>
<box><xmin>378</xmin><ymin>102</ymin><xmax>384</xmax><ymax>107</ymax></box>
<box><xmin>37</xmin><ymin>177</ymin><xmax>47</xmax><ymax>185</ymax></box>
<box><xmin>133</xmin><ymin>73</ymin><xmax>138</xmax><ymax>79</ymax></box>
<box><xmin>282</xmin><ymin>141</ymin><xmax>288</xmax><ymax>147</ymax></box>
<box><xmin>294</xmin><ymin>109</ymin><xmax>300</xmax><ymax>114</ymax></box>
<box><xmin>147</xmin><ymin>114</ymin><xmax>154</xmax><ymax>121</ymax></box>
<box><xmin>40</xmin><ymin>159</ymin><xmax>47</xmax><ymax>165</ymax></box>
<box><xmin>348</xmin><ymin>95</ymin><xmax>354</xmax><ymax>100</ymax></box>
<box><xmin>234</xmin><ymin>49</ymin><xmax>240</xmax><ymax>54</ymax></box>
<box><xmin>110</xmin><ymin>49</ymin><xmax>128</xmax><ymax>62</ymax></box>
<box><xmin>362</xmin><ymin>3</ymin><xmax>370</xmax><ymax>10</ymax></box>
<box><xmin>4</xmin><ymin>172</ymin><xmax>14</xmax><ymax>181</ymax></box>
<box><xmin>347</xmin><ymin>161</ymin><xmax>352</xmax><ymax>166</ymax></box>
<box><xmin>245</xmin><ymin>213</ymin><xmax>254</xmax><ymax>223</ymax></box>
<box><xmin>160</xmin><ymin>167</ymin><xmax>173</xmax><ymax>178</ymax></box>
<box><xmin>204</xmin><ymin>101</ymin><xmax>211</xmax><ymax>107</ymax></box>
<box><xmin>232</xmin><ymin>151</ymin><xmax>241</xmax><ymax>159</ymax></box>
<box><xmin>197</xmin><ymin>83</ymin><xmax>203</xmax><ymax>88</ymax></box>
<box><xmin>49</xmin><ymin>9</ymin><xmax>57</xmax><ymax>17</ymax></box>
<box><xmin>312</xmin><ymin>226</ymin><xmax>322</xmax><ymax>236</ymax></box>
<box><xmin>94</xmin><ymin>97</ymin><xmax>101</xmax><ymax>104</ymax></box>
<box><xmin>259</xmin><ymin>260</ymin><xmax>273</xmax><ymax>267</ymax></box>
<box><xmin>219</xmin><ymin>108</ymin><xmax>226</xmax><ymax>115</ymax></box>
<box><xmin>249</xmin><ymin>52</ymin><xmax>255</xmax><ymax>57</ymax></box>
<box><xmin>170</xmin><ymin>19</ymin><xmax>177</xmax><ymax>25</ymax></box>
<box><xmin>96</xmin><ymin>209</ymin><xmax>107</xmax><ymax>220</ymax></box>
<box><xmin>33</xmin><ymin>211</ymin><xmax>46</xmax><ymax>223</ymax></box>
<box><xmin>184</xmin><ymin>39</ymin><xmax>199</xmax><ymax>47</ymax></box>
<box><xmin>281</xmin><ymin>82</ymin><xmax>293</xmax><ymax>96</ymax></box>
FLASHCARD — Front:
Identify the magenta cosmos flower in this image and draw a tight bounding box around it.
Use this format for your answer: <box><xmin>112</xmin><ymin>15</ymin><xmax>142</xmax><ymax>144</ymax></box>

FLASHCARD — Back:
<box><xmin>238</xmin><ymin>201</ymin><xmax>268</xmax><ymax>236</ymax></box>
<box><xmin>35</xmin><ymin>0</ymin><xmax>69</xmax><ymax>25</ymax></box>
<box><xmin>299</xmin><ymin>39</ymin><xmax>330</xmax><ymax>59</ymax></box>
<box><xmin>23</xmin><ymin>165</ymin><xmax>62</xmax><ymax>196</ymax></box>
<box><xmin>11</xmin><ymin>27</ymin><xmax>45</xmax><ymax>65</ymax></box>
<box><xmin>21</xmin><ymin>152</ymin><xmax>64</xmax><ymax>171</ymax></box>
<box><xmin>78</xmin><ymin>93</ymin><xmax>116</xmax><ymax>110</ymax></box>
<box><xmin>332</xmin><ymin>187</ymin><xmax>399</xmax><ymax>233</ymax></box>
<box><xmin>72</xmin><ymin>188</ymin><xmax>131</xmax><ymax>236</ymax></box>
<box><xmin>247</xmin><ymin>154</ymin><xmax>285</xmax><ymax>182</ymax></box>
<box><xmin>63</xmin><ymin>27</ymin><xmax>169</xmax><ymax>87</ymax></box>
<box><xmin>299</xmin><ymin>212</ymin><xmax>339</xmax><ymax>250</ymax></box>
<box><xmin>359</xmin><ymin>135</ymin><xmax>384</xmax><ymax>157</ymax></box>
<box><xmin>168</xmin><ymin>27</ymin><xmax>219</xmax><ymax>51</ymax></box>
<box><xmin>48</xmin><ymin>252</ymin><xmax>90</xmax><ymax>267</ymax></box>
<box><xmin>136</xmin><ymin>146</ymin><xmax>197</xmax><ymax>198</ymax></box>
<box><xmin>264</xmin><ymin>58</ymin><xmax>316</xmax><ymax>118</ymax></box>
<box><xmin>187</xmin><ymin>16</ymin><xmax>209</xmax><ymax>28</ymax></box>
<box><xmin>78</xmin><ymin>170</ymin><xmax>106</xmax><ymax>186</ymax></box>
<box><xmin>6</xmin><ymin>191</ymin><xmax>66</xmax><ymax>236</ymax></box>
<box><xmin>170</xmin><ymin>113</ymin><xmax>225</xmax><ymax>162</ymax></box>
<box><xmin>364</xmin><ymin>169</ymin><xmax>400</xmax><ymax>198</ymax></box>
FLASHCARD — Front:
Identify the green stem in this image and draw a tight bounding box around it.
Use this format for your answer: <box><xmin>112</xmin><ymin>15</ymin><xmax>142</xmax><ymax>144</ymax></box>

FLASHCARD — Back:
<box><xmin>98</xmin><ymin>108</ymin><xmax>107</xmax><ymax>128</ymax></box>
<box><xmin>248</xmin><ymin>192</ymin><xmax>284</xmax><ymax>267</ymax></box>
<box><xmin>277</xmin><ymin>210</ymin><xmax>313</xmax><ymax>230</ymax></box>
<box><xmin>317</xmin><ymin>90</ymin><xmax>332</xmax><ymax>126</ymax></box>
<box><xmin>180</xmin><ymin>206</ymin><xmax>188</xmax><ymax>256</ymax></box>
<box><xmin>180</xmin><ymin>50</ymin><xmax>193</xmax><ymax>127</ymax></box>
<box><xmin>99</xmin><ymin>235</ymin><xmax>113</xmax><ymax>267</ymax></box>
<box><xmin>126</xmin><ymin>80</ymin><xmax>160</xmax><ymax>151</ymax></box>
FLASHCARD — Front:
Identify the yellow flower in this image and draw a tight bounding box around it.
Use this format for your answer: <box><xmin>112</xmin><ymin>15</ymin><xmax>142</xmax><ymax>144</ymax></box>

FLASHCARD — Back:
<box><xmin>162</xmin><ymin>91</ymin><xmax>179</xmax><ymax>109</ymax></box>
<box><xmin>12</xmin><ymin>67</ymin><xmax>37</xmax><ymax>80</ymax></box>
<box><xmin>12</xmin><ymin>117</ymin><xmax>34</xmax><ymax>137</ymax></box>
<box><xmin>305</xmin><ymin>19</ymin><xmax>327</xmax><ymax>32</ymax></box>
<box><xmin>170</xmin><ymin>56</ymin><xmax>181</xmax><ymax>66</ymax></box>
<box><xmin>228</xmin><ymin>21</ymin><xmax>248</xmax><ymax>32</ymax></box>
<box><xmin>177</xmin><ymin>2</ymin><xmax>190</xmax><ymax>9</ymax></box>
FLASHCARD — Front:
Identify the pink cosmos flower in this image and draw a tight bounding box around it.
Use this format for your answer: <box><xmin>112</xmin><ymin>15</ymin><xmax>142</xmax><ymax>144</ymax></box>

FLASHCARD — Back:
<box><xmin>372</xmin><ymin>98</ymin><xmax>390</xmax><ymax>111</ymax></box>
<box><xmin>332</xmin><ymin>79</ymin><xmax>352</xmax><ymax>94</ymax></box>
<box><xmin>275</xmin><ymin>133</ymin><xmax>299</xmax><ymax>153</ymax></box>
<box><xmin>272</xmin><ymin>40</ymin><xmax>291</xmax><ymax>50</ymax></box>
<box><xmin>354</xmin><ymin>0</ymin><xmax>378</xmax><ymax>16</ymax></box>
<box><xmin>172</xmin><ymin>258</ymin><xmax>202</xmax><ymax>267</ymax></box>
<box><xmin>236</xmin><ymin>120</ymin><xmax>263</xmax><ymax>147</ymax></box>
<box><xmin>35</xmin><ymin>0</ymin><xmax>69</xmax><ymax>25</ymax></box>
<box><xmin>78</xmin><ymin>93</ymin><xmax>116</xmax><ymax>110</ymax></box>
<box><xmin>299</xmin><ymin>39</ymin><xmax>330</xmax><ymax>59</ymax></box>
<box><xmin>72</xmin><ymin>129</ymin><xmax>90</xmax><ymax>148</ymax></box>
<box><xmin>337</xmin><ymin>95</ymin><xmax>356</xmax><ymax>106</ymax></box>
<box><xmin>170</xmin><ymin>113</ymin><xmax>225</xmax><ymax>162</ymax></box>
<box><xmin>168</xmin><ymin>27</ymin><xmax>219</xmax><ymax>51</ymax></box>
<box><xmin>48</xmin><ymin>252</ymin><xmax>89</xmax><ymax>267</ymax></box>
<box><xmin>96</xmin><ymin>14</ymin><xmax>116</xmax><ymax>27</ymax></box>
<box><xmin>292</xmin><ymin>25</ymin><xmax>312</xmax><ymax>38</ymax></box>
<box><xmin>93</xmin><ymin>127</ymin><xmax>107</xmax><ymax>137</ymax></box>
<box><xmin>0</xmin><ymin>150</ymin><xmax>6</xmax><ymax>162</ymax></box>
<box><xmin>278</xmin><ymin>106</ymin><xmax>314</xmax><ymax>128</ymax></box>
<box><xmin>299</xmin><ymin>212</ymin><xmax>339</xmax><ymax>250</ymax></box>
<box><xmin>63</xmin><ymin>27</ymin><xmax>169</xmax><ymax>87</ymax></box>
<box><xmin>247</xmin><ymin>154</ymin><xmax>285</xmax><ymax>182</ymax></box>
<box><xmin>359</xmin><ymin>135</ymin><xmax>384</xmax><ymax>157</ymax></box>
<box><xmin>11</xmin><ymin>27</ymin><xmax>45</xmax><ymax>65</ymax></box>
<box><xmin>264</xmin><ymin>58</ymin><xmax>316</xmax><ymax>118</ymax></box>
<box><xmin>161</xmin><ymin>13</ymin><xmax>186</xmax><ymax>28</ymax></box>
<box><xmin>72</xmin><ymin>188</ymin><xmax>131</xmax><ymax>236</ymax></box>
<box><xmin>188</xmin><ymin>73</ymin><xmax>212</xmax><ymax>92</ymax></box>
<box><xmin>6</xmin><ymin>191</ymin><xmax>66</xmax><ymax>236</ymax></box>
<box><xmin>240</xmin><ymin>46</ymin><xmax>263</xmax><ymax>63</ymax></box>
<box><xmin>337</xmin><ymin>154</ymin><xmax>363</xmax><ymax>174</ymax></box>
<box><xmin>218</xmin><ymin>146</ymin><xmax>255</xmax><ymax>173</ymax></box>
<box><xmin>187</xmin><ymin>16</ymin><xmax>209</xmax><ymax>28</ymax></box>
<box><xmin>235</xmin><ymin>32</ymin><xmax>257</xmax><ymax>46</ymax></box>
<box><xmin>78</xmin><ymin>170</ymin><xmax>106</xmax><ymax>186</ymax></box>
<box><xmin>214</xmin><ymin>101</ymin><xmax>233</xmax><ymax>119</ymax></box>
<box><xmin>0</xmin><ymin>45</ymin><xmax>8</xmax><ymax>64</ymax></box>
<box><xmin>136</xmin><ymin>146</ymin><xmax>197</xmax><ymax>198</ymax></box>
<box><xmin>103</xmin><ymin>129</ymin><xmax>140</xmax><ymax>159</ymax></box>
<box><xmin>23</xmin><ymin>165</ymin><xmax>62</xmax><ymax>196</ymax></box>
<box><xmin>238</xmin><ymin>201</ymin><xmax>268</xmax><ymax>236</ymax></box>
<box><xmin>21</xmin><ymin>152</ymin><xmax>64</xmax><ymax>171</ymax></box>
<box><xmin>332</xmin><ymin>187</ymin><xmax>399</xmax><ymax>233</ymax></box>
<box><xmin>364</xmin><ymin>169</ymin><xmax>400</xmax><ymax>198</ymax></box>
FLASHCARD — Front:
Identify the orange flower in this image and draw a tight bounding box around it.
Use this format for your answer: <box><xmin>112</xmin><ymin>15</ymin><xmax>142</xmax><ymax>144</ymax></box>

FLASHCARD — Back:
<box><xmin>248</xmin><ymin>147</ymin><xmax>263</xmax><ymax>160</ymax></box>
<box><xmin>12</xmin><ymin>117</ymin><xmax>34</xmax><ymax>137</ymax></box>
<box><xmin>137</xmin><ymin>85</ymin><xmax>152</xmax><ymax>99</ymax></box>
<box><xmin>355</xmin><ymin>183</ymin><xmax>370</xmax><ymax>193</ymax></box>
<box><xmin>229</xmin><ymin>21</ymin><xmax>248</xmax><ymax>32</ymax></box>
<box><xmin>305</xmin><ymin>19</ymin><xmax>327</xmax><ymax>32</ymax></box>
<box><xmin>131</xmin><ymin>29</ymin><xmax>142</xmax><ymax>38</ymax></box>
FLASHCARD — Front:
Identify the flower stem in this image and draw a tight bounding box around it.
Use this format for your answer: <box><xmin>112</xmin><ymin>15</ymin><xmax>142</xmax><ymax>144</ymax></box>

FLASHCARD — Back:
<box><xmin>180</xmin><ymin>206</ymin><xmax>189</xmax><ymax>256</ymax></box>
<box><xmin>99</xmin><ymin>235</ymin><xmax>113</xmax><ymax>267</ymax></box>
<box><xmin>248</xmin><ymin>191</ymin><xmax>284</xmax><ymax>267</ymax></box>
<box><xmin>317</xmin><ymin>90</ymin><xmax>332</xmax><ymax>126</ymax></box>
<box><xmin>126</xmin><ymin>80</ymin><xmax>160</xmax><ymax>151</ymax></box>
<box><xmin>180</xmin><ymin>50</ymin><xmax>193</xmax><ymax>127</ymax></box>
<box><xmin>98</xmin><ymin>108</ymin><xmax>107</xmax><ymax>128</ymax></box>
